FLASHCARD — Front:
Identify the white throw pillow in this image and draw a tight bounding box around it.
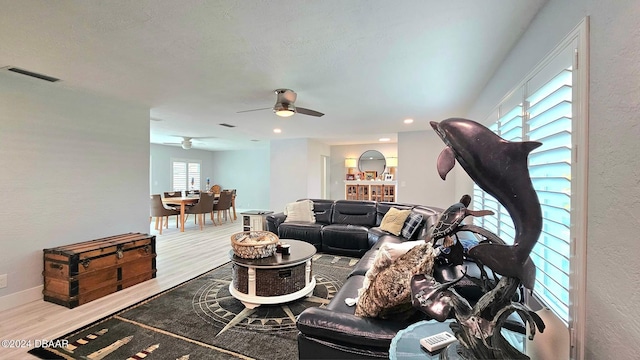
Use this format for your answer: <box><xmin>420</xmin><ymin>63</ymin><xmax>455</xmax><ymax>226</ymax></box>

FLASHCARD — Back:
<box><xmin>384</xmin><ymin>241</ymin><xmax>424</xmax><ymax>261</ymax></box>
<box><xmin>284</xmin><ymin>199</ymin><xmax>316</xmax><ymax>223</ymax></box>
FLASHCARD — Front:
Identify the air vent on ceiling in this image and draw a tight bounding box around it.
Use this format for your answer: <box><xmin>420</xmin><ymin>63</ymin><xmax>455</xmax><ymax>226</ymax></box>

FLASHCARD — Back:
<box><xmin>251</xmin><ymin>139</ymin><xmax>260</xmax><ymax>142</ymax></box>
<box><xmin>219</xmin><ymin>123</ymin><xmax>236</xmax><ymax>128</ymax></box>
<box><xmin>7</xmin><ymin>67</ymin><xmax>60</xmax><ymax>82</ymax></box>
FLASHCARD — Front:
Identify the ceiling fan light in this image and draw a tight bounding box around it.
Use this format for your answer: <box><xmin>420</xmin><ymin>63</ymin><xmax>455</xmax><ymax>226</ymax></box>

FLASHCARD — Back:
<box><xmin>182</xmin><ymin>140</ymin><xmax>192</xmax><ymax>149</ymax></box>
<box><xmin>274</xmin><ymin>103</ymin><xmax>295</xmax><ymax>117</ymax></box>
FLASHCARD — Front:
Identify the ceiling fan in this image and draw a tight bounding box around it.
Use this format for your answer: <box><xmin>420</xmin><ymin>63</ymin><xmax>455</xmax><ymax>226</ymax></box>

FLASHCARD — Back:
<box><xmin>163</xmin><ymin>136</ymin><xmax>214</xmax><ymax>149</ymax></box>
<box><xmin>237</xmin><ymin>89</ymin><xmax>324</xmax><ymax>117</ymax></box>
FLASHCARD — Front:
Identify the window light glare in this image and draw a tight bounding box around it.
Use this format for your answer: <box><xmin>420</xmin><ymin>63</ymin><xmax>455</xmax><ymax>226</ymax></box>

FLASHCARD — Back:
<box><xmin>273</xmin><ymin>128</ymin><xmax>282</xmax><ymax>133</ymax></box>
<box><xmin>404</xmin><ymin>118</ymin><xmax>414</xmax><ymax>124</ymax></box>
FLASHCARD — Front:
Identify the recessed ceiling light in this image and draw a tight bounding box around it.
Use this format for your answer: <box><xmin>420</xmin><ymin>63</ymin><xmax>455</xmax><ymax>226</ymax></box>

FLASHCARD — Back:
<box><xmin>379</xmin><ymin>137</ymin><xmax>390</xmax><ymax>142</ymax></box>
<box><xmin>404</xmin><ymin>118</ymin><xmax>414</xmax><ymax>124</ymax></box>
<box><xmin>273</xmin><ymin>128</ymin><xmax>282</xmax><ymax>133</ymax></box>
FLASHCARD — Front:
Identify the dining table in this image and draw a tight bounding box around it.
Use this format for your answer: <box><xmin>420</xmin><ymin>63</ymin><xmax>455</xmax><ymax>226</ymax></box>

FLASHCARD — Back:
<box><xmin>162</xmin><ymin>196</ymin><xmax>200</xmax><ymax>232</ymax></box>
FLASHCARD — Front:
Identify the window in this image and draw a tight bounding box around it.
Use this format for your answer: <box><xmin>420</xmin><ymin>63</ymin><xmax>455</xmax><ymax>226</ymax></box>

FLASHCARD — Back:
<box><xmin>171</xmin><ymin>159</ymin><xmax>201</xmax><ymax>191</ymax></box>
<box><xmin>471</xmin><ymin>20</ymin><xmax>588</xmax><ymax>350</ymax></box>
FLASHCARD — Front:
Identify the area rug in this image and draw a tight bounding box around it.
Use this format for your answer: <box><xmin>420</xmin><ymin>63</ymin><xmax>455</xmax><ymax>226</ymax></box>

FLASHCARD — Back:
<box><xmin>28</xmin><ymin>254</ymin><xmax>358</xmax><ymax>360</ymax></box>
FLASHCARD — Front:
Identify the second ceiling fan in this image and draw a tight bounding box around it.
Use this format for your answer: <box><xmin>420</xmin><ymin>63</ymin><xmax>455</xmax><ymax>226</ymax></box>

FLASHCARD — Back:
<box><xmin>237</xmin><ymin>89</ymin><xmax>324</xmax><ymax>117</ymax></box>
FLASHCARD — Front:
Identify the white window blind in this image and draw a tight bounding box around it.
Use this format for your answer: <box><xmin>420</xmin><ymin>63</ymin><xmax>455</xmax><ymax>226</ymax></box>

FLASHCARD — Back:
<box><xmin>526</xmin><ymin>66</ymin><xmax>572</xmax><ymax>321</ymax></box>
<box><xmin>472</xmin><ymin>46</ymin><xmax>575</xmax><ymax>323</ymax></box>
<box><xmin>171</xmin><ymin>160</ymin><xmax>201</xmax><ymax>192</ymax></box>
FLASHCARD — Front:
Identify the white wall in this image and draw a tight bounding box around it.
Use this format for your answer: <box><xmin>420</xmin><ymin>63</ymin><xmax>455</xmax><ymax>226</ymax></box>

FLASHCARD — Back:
<box><xmin>307</xmin><ymin>139</ymin><xmax>331</xmax><ymax>200</ymax></box>
<box><xmin>150</xmin><ymin>144</ymin><xmax>217</xmax><ymax>194</ymax></box>
<box><xmin>0</xmin><ymin>71</ymin><xmax>149</xmax><ymax>309</ymax></box>
<box><xmin>467</xmin><ymin>0</ymin><xmax>640</xmax><ymax>358</ymax></box>
<box><xmin>150</xmin><ymin>144</ymin><xmax>270</xmax><ymax>210</ymax></box>
<box><xmin>269</xmin><ymin>138</ymin><xmax>330</xmax><ymax>212</ymax></box>
<box><xmin>211</xmin><ymin>149</ymin><xmax>271</xmax><ymax>210</ymax></box>
<box><xmin>397</xmin><ymin>130</ymin><xmax>458</xmax><ymax>208</ymax></box>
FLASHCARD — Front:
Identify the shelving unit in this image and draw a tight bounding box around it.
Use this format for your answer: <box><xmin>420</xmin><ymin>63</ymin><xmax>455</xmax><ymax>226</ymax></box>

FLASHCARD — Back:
<box><xmin>344</xmin><ymin>181</ymin><xmax>396</xmax><ymax>202</ymax></box>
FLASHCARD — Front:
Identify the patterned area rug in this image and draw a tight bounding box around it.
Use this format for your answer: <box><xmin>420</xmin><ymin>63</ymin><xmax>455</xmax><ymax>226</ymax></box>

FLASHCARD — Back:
<box><xmin>28</xmin><ymin>254</ymin><xmax>358</xmax><ymax>360</ymax></box>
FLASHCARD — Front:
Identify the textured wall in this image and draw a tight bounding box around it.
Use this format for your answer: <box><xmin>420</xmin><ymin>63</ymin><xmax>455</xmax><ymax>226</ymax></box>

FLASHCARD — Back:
<box><xmin>583</xmin><ymin>1</ymin><xmax>640</xmax><ymax>358</ymax></box>
<box><xmin>0</xmin><ymin>71</ymin><xmax>149</xmax><ymax>308</ymax></box>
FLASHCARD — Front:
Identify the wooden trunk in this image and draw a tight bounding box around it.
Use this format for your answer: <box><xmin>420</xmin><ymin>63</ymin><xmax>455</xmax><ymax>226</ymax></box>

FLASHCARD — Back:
<box><xmin>43</xmin><ymin>233</ymin><xmax>157</xmax><ymax>308</ymax></box>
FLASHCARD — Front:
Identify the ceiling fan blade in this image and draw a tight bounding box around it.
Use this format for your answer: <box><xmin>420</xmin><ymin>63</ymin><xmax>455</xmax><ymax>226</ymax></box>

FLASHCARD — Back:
<box><xmin>236</xmin><ymin>107</ymin><xmax>272</xmax><ymax>114</ymax></box>
<box><xmin>296</xmin><ymin>107</ymin><xmax>324</xmax><ymax>117</ymax></box>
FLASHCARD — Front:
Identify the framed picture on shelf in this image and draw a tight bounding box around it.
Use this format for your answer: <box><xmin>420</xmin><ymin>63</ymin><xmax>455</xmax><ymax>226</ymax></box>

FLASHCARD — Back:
<box><xmin>364</xmin><ymin>171</ymin><xmax>377</xmax><ymax>180</ymax></box>
<box><xmin>346</xmin><ymin>173</ymin><xmax>355</xmax><ymax>180</ymax></box>
<box><xmin>384</xmin><ymin>173</ymin><xmax>394</xmax><ymax>181</ymax></box>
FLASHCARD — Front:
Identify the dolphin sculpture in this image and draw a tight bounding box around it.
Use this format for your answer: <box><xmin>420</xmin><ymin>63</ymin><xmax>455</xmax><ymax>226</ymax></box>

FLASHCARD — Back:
<box><xmin>430</xmin><ymin>118</ymin><xmax>542</xmax><ymax>290</ymax></box>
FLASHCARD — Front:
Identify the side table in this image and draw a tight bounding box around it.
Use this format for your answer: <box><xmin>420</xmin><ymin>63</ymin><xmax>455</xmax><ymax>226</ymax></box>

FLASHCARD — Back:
<box><xmin>390</xmin><ymin>319</ymin><xmax>526</xmax><ymax>359</ymax></box>
<box><xmin>241</xmin><ymin>210</ymin><xmax>273</xmax><ymax>231</ymax></box>
<box><xmin>389</xmin><ymin>320</ymin><xmax>455</xmax><ymax>359</ymax></box>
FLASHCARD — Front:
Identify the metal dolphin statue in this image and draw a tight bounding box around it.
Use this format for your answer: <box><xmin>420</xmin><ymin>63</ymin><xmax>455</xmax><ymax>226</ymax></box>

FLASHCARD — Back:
<box><xmin>430</xmin><ymin>118</ymin><xmax>542</xmax><ymax>290</ymax></box>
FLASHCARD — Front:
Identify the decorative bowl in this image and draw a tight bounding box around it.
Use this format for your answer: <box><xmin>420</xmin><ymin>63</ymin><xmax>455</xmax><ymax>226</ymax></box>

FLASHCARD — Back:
<box><xmin>230</xmin><ymin>231</ymin><xmax>279</xmax><ymax>259</ymax></box>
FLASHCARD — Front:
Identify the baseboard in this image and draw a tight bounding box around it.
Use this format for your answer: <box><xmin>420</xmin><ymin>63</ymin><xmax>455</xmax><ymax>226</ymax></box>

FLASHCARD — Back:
<box><xmin>0</xmin><ymin>285</ymin><xmax>43</xmax><ymax>312</ymax></box>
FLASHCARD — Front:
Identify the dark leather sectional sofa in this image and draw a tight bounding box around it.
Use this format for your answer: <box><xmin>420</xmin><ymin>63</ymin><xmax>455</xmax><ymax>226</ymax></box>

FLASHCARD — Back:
<box><xmin>266</xmin><ymin>199</ymin><xmax>503</xmax><ymax>359</ymax></box>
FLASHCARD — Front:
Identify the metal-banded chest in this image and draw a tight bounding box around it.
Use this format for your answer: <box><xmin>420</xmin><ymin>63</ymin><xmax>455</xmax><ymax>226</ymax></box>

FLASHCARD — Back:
<box><xmin>43</xmin><ymin>233</ymin><xmax>156</xmax><ymax>308</ymax></box>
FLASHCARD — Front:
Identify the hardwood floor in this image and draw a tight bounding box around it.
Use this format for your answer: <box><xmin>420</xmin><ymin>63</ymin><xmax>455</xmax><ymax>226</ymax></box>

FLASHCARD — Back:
<box><xmin>0</xmin><ymin>213</ymin><xmax>246</xmax><ymax>359</ymax></box>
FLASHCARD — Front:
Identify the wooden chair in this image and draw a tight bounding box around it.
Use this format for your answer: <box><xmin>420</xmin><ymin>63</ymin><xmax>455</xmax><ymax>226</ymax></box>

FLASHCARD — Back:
<box><xmin>185</xmin><ymin>192</ymin><xmax>216</xmax><ymax>230</ymax></box>
<box><xmin>209</xmin><ymin>184</ymin><xmax>222</xmax><ymax>195</ymax></box>
<box><xmin>150</xmin><ymin>194</ymin><xmax>180</xmax><ymax>235</ymax></box>
<box><xmin>164</xmin><ymin>191</ymin><xmax>181</xmax><ymax>198</ymax></box>
<box><xmin>212</xmin><ymin>191</ymin><xmax>233</xmax><ymax>225</ymax></box>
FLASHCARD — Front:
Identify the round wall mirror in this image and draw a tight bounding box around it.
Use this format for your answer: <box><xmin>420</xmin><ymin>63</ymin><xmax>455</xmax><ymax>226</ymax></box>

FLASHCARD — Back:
<box><xmin>358</xmin><ymin>150</ymin><xmax>386</xmax><ymax>177</ymax></box>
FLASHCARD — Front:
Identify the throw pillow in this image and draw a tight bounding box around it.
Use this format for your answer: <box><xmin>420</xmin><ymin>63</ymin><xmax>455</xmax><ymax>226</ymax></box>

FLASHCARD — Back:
<box><xmin>357</xmin><ymin>241</ymin><xmax>424</xmax><ymax>297</ymax></box>
<box><xmin>355</xmin><ymin>242</ymin><xmax>436</xmax><ymax>320</ymax></box>
<box><xmin>401</xmin><ymin>212</ymin><xmax>424</xmax><ymax>239</ymax></box>
<box><xmin>384</xmin><ymin>241</ymin><xmax>424</xmax><ymax>261</ymax></box>
<box><xmin>379</xmin><ymin>207</ymin><xmax>412</xmax><ymax>236</ymax></box>
<box><xmin>283</xmin><ymin>199</ymin><xmax>316</xmax><ymax>223</ymax></box>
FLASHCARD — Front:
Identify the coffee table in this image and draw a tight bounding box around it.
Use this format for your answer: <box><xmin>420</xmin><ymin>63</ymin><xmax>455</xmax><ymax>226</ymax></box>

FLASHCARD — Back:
<box><xmin>229</xmin><ymin>239</ymin><xmax>316</xmax><ymax>309</ymax></box>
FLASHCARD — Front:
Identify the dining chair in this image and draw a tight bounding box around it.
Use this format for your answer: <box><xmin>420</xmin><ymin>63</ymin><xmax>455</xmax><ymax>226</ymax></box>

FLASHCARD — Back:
<box><xmin>209</xmin><ymin>184</ymin><xmax>222</xmax><ymax>195</ymax></box>
<box><xmin>185</xmin><ymin>192</ymin><xmax>216</xmax><ymax>230</ymax></box>
<box><xmin>150</xmin><ymin>194</ymin><xmax>180</xmax><ymax>235</ymax></box>
<box><xmin>212</xmin><ymin>190</ymin><xmax>233</xmax><ymax>225</ymax></box>
<box><xmin>164</xmin><ymin>191</ymin><xmax>181</xmax><ymax>198</ymax></box>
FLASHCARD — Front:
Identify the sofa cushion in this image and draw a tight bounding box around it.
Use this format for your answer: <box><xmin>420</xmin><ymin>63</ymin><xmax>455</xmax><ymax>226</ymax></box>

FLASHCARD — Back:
<box><xmin>355</xmin><ymin>242</ymin><xmax>436</xmax><ymax>319</ymax></box>
<box><xmin>379</xmin><ymin>207</ymin><xmax>411</xmax><ymax>236</ymax></box>
<box><xmin>401</xmin><ymin>212</ymin><xmax>424</xmax><ymax>240</ymax></box>
<box><xmin>321</xmin><ymin>224</ymin><xmax>370</xmax><ymax>257</ymax></box>
<box><xmin>284</xmin><ymin>199</ymin><xmax>316</xmax><ymax>223</ymax></box>
<box><xmin>278</xmin><ymin>222</ymin><xmax>324</xmax><ymax>250</ymax></box>
<box><xmin>331</xmin><ymin>200</ymin><xmax>377</xmax><ymax>227</ymax></box>
<box><xmin>367</xmin><ymin>227</ymin><xmax>387</xmax><ymax>248</ymax></box>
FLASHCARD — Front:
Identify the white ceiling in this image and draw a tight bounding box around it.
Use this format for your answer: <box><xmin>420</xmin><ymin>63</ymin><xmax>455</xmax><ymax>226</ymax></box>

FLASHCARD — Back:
<box><xmin>0</xmin><ymin>0</ymin><xmax>547</xmax><ymax>151</ymax></box>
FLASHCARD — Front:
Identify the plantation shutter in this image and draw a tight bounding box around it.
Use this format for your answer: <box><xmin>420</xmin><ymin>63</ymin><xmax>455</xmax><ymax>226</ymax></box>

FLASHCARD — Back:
<box><xmin>171</xmin><ymin>160</ymin><xmax>201</xmax><ymax>192</ymax></box>
<box><xmin>188</xmin><ymin>162</ymin><xmax>201</xmax><ymax>191</ymax></box>
<box><xmin>526</xmin><ymin>63</ymin><xmax>573</xmax><ymax>321</ymax></box>
<box><xmin>471</xmin><ymin>45</ymin><xmax>574</xmax><ymax>323</ymax></box>
<box><xmin>172</xmin><ymin>161</ymin><xmax>187</xmax><ymax>191</ymax></box>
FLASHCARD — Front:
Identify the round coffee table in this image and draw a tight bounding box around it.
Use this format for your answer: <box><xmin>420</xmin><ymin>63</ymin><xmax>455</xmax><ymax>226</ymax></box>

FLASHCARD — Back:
<box><xmin>229</xmin><ymin>239</ymin><xmax>316</xmax><ymax>309</ymax></box>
